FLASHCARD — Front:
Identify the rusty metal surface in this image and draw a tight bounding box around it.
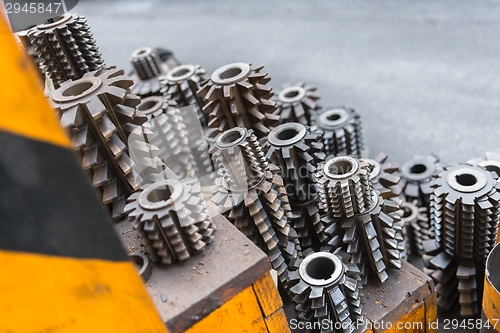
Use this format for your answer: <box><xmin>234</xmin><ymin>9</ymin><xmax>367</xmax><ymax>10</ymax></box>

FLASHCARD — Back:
<box><xmin>114</xmin><ymin>206</ymin><xmax>271</xmax><ymax>333</ymax></box>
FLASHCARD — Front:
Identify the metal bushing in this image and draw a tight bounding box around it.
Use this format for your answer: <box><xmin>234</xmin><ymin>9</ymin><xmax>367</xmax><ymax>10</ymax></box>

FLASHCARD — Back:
<box><xmin>27</xmin><ymin>13</ymin><xmax>104</xmax><ymax>88</ymax></box>
<box><xmin>125</xmin><ymin>179</ymin><xmax>214</xmax><ymax>265</ymax></box>
<box><xmin>273</xmin><ymin>82</ymin><xmax>321</xmax><ymax>126</ymax></box>
<box><xmin>129</xmin><ymin>253</ymin><xmax>153</xmax><ymax>283</ymax></box>
<box><xmin>263</xmin><ymin>123</ymin><xmax>326</xmax><ymax>250</ymax></box>
<box><xmin>210</xmin><ymin>127</ymin><xmax>300</xmax><ymax>286</ymax></box>
<box><xmin>287</xmin><ymin>249</ymin><xmax>363</xmax><ymax>328</ymax></box>
<box><xmin>49</xmin><ymin>67</ymin><xmax>146</xmax><ymax>220</ymax></box>
<box><xmin>427</xmin><ymin>164</ymin><xmax>500</xmax><ymax>317</ymax></box>
<box><xmin>197</xmin><ymin>62</ymin><xmax>279</xmax><ymax>139</ymax></box>
<box><xmin>311</xmin><ymin>107</ymin><xmax>363</xmax><ymax>157</ymax></box>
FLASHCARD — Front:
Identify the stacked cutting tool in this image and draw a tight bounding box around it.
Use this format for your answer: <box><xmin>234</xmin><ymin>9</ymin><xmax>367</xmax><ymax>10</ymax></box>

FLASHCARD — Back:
<box><xmin>18</xmin><ymin>11</ymin><xmax>500</xmax><ymax>332</ymax></box>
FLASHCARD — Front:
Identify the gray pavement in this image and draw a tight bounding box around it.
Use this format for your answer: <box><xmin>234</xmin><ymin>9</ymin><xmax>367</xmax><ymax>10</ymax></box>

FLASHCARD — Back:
<box><xmin>75</xmin><ymin>0</ymin><xmax>500</xmax><ymax>166</ymax></box>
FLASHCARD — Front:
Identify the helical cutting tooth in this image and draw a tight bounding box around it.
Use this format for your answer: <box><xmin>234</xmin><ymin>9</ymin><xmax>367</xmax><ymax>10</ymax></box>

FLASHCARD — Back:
<box><xmin>197</xmin><ymin>63</ymin><xmax>279</xmax><ymax>139</ymax></box>
<box><xmin>287</xmin><ymin>249</ymin><xmax>363</xmax><ymax>331</ymax></box>
<box><xmin>262</xmin><ymin>123</ymin><xmax>326</xmax><ymax>250</ymax></box>
<box><xmin>49</xmin><ymin>68</ymin><xmax>146</xmax><ymax>220</ymax></box>
<box><xmin>125</xmin><ymin>179</ymin><xmax>214</xmax><ymax>265</ymax></box>
<box><xmin>272</xmin><ymin>82</ymin><xmax>321</xmax><ymax>126</ymax></box>
<box><xmin>317</xmin><ymin>156</ymin><xmax>403</xmax><ymax>284</ymax></box>
<box><xmin>399</xmin><ymin>154</ymin><xmax>442</xmax><ymax>207</ymax></box>
<box><xmin>129</xmin><ymin>47</ymin><xmax>180</xmax><ymax>97</ymax></box>
<box><xmin>160</xmin><ymin>64</ymin><xmax>207</xmax><ymax>127</ymax></box>
<box><xmin>210</xmin><ymin>127</ymin><xmax>300</xmax><ymax>287</ymax></box>
<box><xmin>311</xmin><ymin>107</ymin><xmax>363</xmax><ymax>157</ymax></box>
<box><xmin>424</xmin><ymin>163</ymin><xmax>500</xmax><ymax>316</ymax></box>
<box><xmin>159</xmin><ymin>66</ymin><xmax>215</xmax><ymax>183</ymax></box>
<box><xmin>27</xmin><ymin>13</ymin><xmax>104</xmax><ymax>88</ymax></box>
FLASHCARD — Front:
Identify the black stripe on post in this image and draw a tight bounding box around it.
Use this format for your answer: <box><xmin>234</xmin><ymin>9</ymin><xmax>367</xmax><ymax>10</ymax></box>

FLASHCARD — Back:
<box><xmin>0</xmin><ymin>131</ymin><xmax>129</xmax><ymax>261</ymax></box>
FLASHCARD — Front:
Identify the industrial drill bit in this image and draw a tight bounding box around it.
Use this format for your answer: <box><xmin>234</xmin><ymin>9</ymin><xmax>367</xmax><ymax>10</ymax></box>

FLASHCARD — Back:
<box><xmin>425</xmin><ymin>164</ymin><xmax>500</xmax><ymax>316</ymax></box>
<box><xmin>129</xmin><ymin>46</ymin><xmax>180</xmax><ymax>97</ymax></box>
<box><xmin>262</xmin><ymin>122</ymin><xmax>326</xmax><ymax>250</ymax></box>
<box><xmin>311</xmin><ymin>108</ymin><xmax>363</xmax><ymax>158</ymax></box>
<box><xmin>273</xmin><ymin>82</ymin><xmax>321</xmax><ymax>126</ymax></box>
<box><xmin>317</xmin><ymin>156</ymin><xmax>402</xmax><ymax>284</ymax></box>
<box><xmin>49</xmin><ymin>67</ymin><xmax>146</xmax><ymax>220</ymax></box>
<box><xmin>125</xmin><ymin>179</ymin><xmax>214</xmax><ymax>265</ymax></box>
<box><xmin>400</xmin><ymin>154</ymin><xmax>441</xmax><ymax>207</ymax></box>
<box><xmin>28</xmin><ymin>13</ymin><xmax>104</xmax><ymax>88</ymax></box>
<box><xmin>197</xmin><ymin>62</ymin><xmax>280</xmax><ymax>139</ymax></box>
<box><xmin>210</xmin><ymin>127</ymin><xmax>299</xmax><ymax>285</ymax></box>
<box><xmin>160</xmin><ymin>64</ymin><xmax>207</xmax><ymax>127</ymax></box>
<box><xmin>287</xmin><ymin>248</ymin><xmax>363</xmax><ymax>332</ymax></box>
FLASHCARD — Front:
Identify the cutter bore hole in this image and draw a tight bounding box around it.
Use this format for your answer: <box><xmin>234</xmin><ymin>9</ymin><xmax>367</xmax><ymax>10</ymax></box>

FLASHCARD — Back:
<box><xmin>147</xmin><ymin>186</ymin><xmax>172</xmax><ymax>203</ymax></box>
<box><xmin>62</xmin><ymin>82</ymin><xmax>94</xmax><ymax>97</ymax></box>
<box><xmin>277</xmin><ymin>128</ymin><xmax>299</xmax><ymax>141</ymax></box>
<box><xmin>403</xmin><ymin>207</ymin><xmax>412</xmax><ymax>218</ymax></box>
<box><xmin>138</xmin><ymin>99</ymin><xmax>158</xmax><ymax>111</ymax></box>
<box><xmin>130</xmin><ymin>254</ymin><xmax>145</xmax><ymax>270</ymax></box>
<box><xmin>410</xmin><ymin>163</ymin><xmax>427</xmax><ymax>174</ymax></box>
<box><xmin>484</xmin><ymin>165</ymin><xmax>500</xmax><ymax>176</ymax></box>
<box><xmin>284</xmin><ymin>89</ymin><xmax>300</xmax><ymax>98</ymax></box>
<box><xmin>171</xmin><ymin>68</ymin><xmax>190</xmax><ymax>77</ymax></box>
<box><xmin>328</xmin><ymin>160</ymin><xmax>354</xmax><ymax>176</ymax></box>
<box><xmin>306</xmin><ymin>257</ymin><xmax>336</xmax><ymax>280</ymax></box>
<box><xmin>219</xmin><ymin>67</ymin><xmax>242</xmax><ymax>80</ymax></box>
<box><xmin>220</xmin><ymin>130</ymin><xmax>243</xmax><ymax>145</ymax></box>
<box><xmin>137</xmin><ymin>49</ymin><xmax>148</xmax><ymax>55</ymax></box>
<box><xmin>327</xmin><ymin>113</ymin><xmax>341</xmax><ymax>121</ymax></box>
<box><xmin>456</xmin><ymin>173</ymin><xmax>477</xmax><ymax>187</ymax></box>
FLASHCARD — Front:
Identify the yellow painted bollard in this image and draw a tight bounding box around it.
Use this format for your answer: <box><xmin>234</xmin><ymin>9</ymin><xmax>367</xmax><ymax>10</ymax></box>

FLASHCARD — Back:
<box><xmin>0</xmin><ymin>12</ymin><xmax>168</xmax><ymax>333</ymax></box>
<box><xmin>482</xmin><ymin>243</ymin><xmax>500</xmax><ymax>332</ymax></box>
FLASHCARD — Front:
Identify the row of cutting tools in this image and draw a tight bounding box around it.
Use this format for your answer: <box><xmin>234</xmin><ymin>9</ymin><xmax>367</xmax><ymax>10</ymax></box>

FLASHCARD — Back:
<box><xmin>16</xmin><ymin>12</ymin><xmax>500</xmax><ymax>331</ymax></box>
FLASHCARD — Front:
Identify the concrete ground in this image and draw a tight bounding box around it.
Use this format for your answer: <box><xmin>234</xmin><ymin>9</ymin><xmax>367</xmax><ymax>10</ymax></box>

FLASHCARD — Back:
<box><xmin>75</xmin><ymin>0</ymin><xmax>500</xmax><ymax>167</ymax></box>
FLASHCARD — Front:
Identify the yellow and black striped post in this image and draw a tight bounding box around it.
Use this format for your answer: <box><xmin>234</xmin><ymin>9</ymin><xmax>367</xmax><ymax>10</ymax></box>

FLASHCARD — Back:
<box><xmin>0</xmin><ymin>14</ymin><xmax>168</xmax><ymax>333</ymax></box>
<box><xmin>482</xmin><ymin>243</ymin><xmax>500</xmax><ymax>333</ymax></box>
